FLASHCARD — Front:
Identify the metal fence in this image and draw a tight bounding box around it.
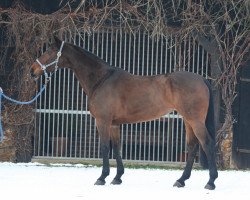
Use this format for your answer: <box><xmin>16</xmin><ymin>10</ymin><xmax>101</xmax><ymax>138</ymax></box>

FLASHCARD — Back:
<box><xmin>33</xmin><ymin>29</ymin><xmax>210</xmax><ymax>164</ymax></box>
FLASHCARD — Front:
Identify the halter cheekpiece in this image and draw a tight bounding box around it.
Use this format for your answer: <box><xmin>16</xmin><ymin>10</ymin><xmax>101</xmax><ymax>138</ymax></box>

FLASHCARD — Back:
<box><xmin>36</xmin><ymin>41</ymin><xmax>65</xmax><ymax>82</ymax></box>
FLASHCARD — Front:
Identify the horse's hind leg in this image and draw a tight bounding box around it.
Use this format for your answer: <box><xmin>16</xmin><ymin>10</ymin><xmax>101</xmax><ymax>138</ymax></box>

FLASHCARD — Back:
<box><xmin>192</xmin><ymin>122</ymin><xmax>218</xmax><ymax>190</ymax></box>
<box><xmin>174</xmin><ymin>121</ymin><xmax>199</xmax><ymax>188</ymax></box>
<box><xmin>110</xmin><ymin>125</ymin><xmax>124</xmax><ymax>185</ymax></box>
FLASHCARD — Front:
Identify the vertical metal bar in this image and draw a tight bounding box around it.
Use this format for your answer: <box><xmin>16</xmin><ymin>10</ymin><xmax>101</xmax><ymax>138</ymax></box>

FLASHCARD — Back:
<box><xmin>34</xmin><ymin>84</ymin><xmax>38</xmax><ymax>156</ymax></box>
<box><xmin>133</xmin><ymin>32</ymin><xmax>137</xmax><ymax>159</ymax></box>
<box><xmin>153</xmin><ymin>120</ymin><xmax>156</xmax><ymax>161</ymax></box>
<box><xmin>178</xmin><ymin>36</ymin><xmax>182</xmax><ymax>71</ymax></box>
<box><xmin>157</xmin><ymin>119</ymin><xmax>160</xmax><ymax>162</ymax></box>
<box><xmin>119</xmin><ymin>29</ymin><xmax>122</xmax><ymax>68</ymax></box>
<box><xmin>148</xmin><ymin>121</ymin><xmax>151</xmax><ymax>161</ymax></box>
<box><xmin>42</xmin><ymin>78</ymin><xmax>47</xmax><ymax>157</ymax></box>
<box><xmin>123</xmin><ymin>31</ymin><xmax>127</xmax><ymax>70</ymax></box>
<box><xmin>57</xmin><ymin>70</ymin><xmax>62</xmax><ymax>157</ymax></box>
<box><xmin>66</xmin><ymin>68</ymin><xmax>70</xmax><ymax>157</ymax></box>
<box><xmin>37</xmin><ymin>78</ymin><xmax>43</xmax><ymax>156</ymax></box>
<box><xmin>146</xmin><ymin>32</ymin><xmax>150</xmax><ymax>75</ymax></box>
<box><xmin>201</xmin><ymin>46</ymin><xmax>205</xmax><ymax>76</ymax></box>
<box><xmin>175</xmin><ymin>114</ymin><xmax>179</xmax><ymax>162</ymax></box>
<box><xmin>155</xmin><ymin>34</ymin><xmax>159</xmax><ymax>75</ymax></box>
<box><xmin>92</xmin><ymin>30</ymin><xmax>95</xmax><ymax>54</ymax></box>
<box><xmin>135</xmin><ymin>124</ymin><xmax>138</xmax><ymax>160</ymax></box>
<box><xmin>188</xmin><ymin>36</ymin><xmax>191</xmax><ymax>72</ymax></box>
<box><xmin>79</xmin><ymin>89</ymin><xmax>84</xmax><ymax>158</ymax></box>
<box><xmin>139</xmin><ymin>31</ymin><xmax>144</xmax><ymax>159</ymax></box>
<box><xmin>130</xmin><ymin>124</ymin><xmax>133</xmax><ymax>160</ymax></box>
<box><xmin>46</xmin><ymin>72</ymin><xmax>52</xmax><ymax>156</ymax></box>
<box><xmin>143</xmin><ymin>122</ymin><xmax>147</xmax><ymax>161</ymax></box>
<box><xmin>192</xmin><ymin>38</ymin><xmax>195</xmax><ymax>73</ymax></box>
<box><xmin>88</xmin><ymin>114</ymin><xmax>92</xmax><ymax>158</ymax></box>
<box><xmin>114</xmin><ymin>29</ymin><xmax>118</xmax><ymax>67</ymax></box>
<box><xmin>75</xmin><ymin>78</ymin><xmax>79</xmax><ymax>157</ymax></box>
<box><xmin>105</xmin><ymin>29</ymin><xmax>109</xmax><ymax>62</ymax></box>
<box><xmin>162</xmin><ymin>116</ymin><xmax>166</xmax><ymax>161</ymax></box>
<box><xmin>101</xmin><ymin>29</ymin><xmax>104</xmax><ymax>59</ymax></box>
<box><xmin>139</xmin><ymin>122</ymin><xmax>142</xmax><ymax>160</ymax></box>
<box><xmin>69</xmin><ymin>72</ymin><xmax>74</xmax><ymax>157</ymax></box>
<box><xmin>160</xmin><ymin>35</ymin><xmax>163</xmax><ymax>74</ymax></box>
<box><xmin>76</xmin><ymin>32</ymin><xmax>81</xmax><ymax>158</ymax></box>
<box><xmin>128</xmin><ymin>31</ymin><xmax>131</xmax><ymax>73</ymax></box>
<box><xmin>93</xmin><ymin>117</ymin><xmax>97</xmax><ymax>158</ymax></box>
<box><xmin>96</xmin><ymin>29</ymin><xmax>100</xmax><ymax>57</ymax></box>
<box><xmin>41</xmin><ymin>40</ymin><xmax>47</xmax><ymax>156</ymax></box>
<box><xmin>141</xmin><ymin>31</ymin><xmax>145</xmax><ymax>75</ymax></box>
<box><xmin>174</xmin><ymin>36</ymin><xmax>177</xmax><ymax>71</ymax></box>
<box><xmin>52</xmin><ymin>71</ymin><xmax>57</xmax><ymax>157</ymax></box>
<box><xmin>197</xmin><ymin>43</ymin><xmax>200</xmax><ymax>74</ymax></box>
<box><xmin>62</xmin><ymin>69</ymin><xmax>66</xmax><ymax>157</ymax></box>
<box><xmin>110</xmin><ymin>29</ymin><xmax>113</xmax><ymax>66</ymax></box>
<box><xmin>169</xmin><ymin>35</ymin><xmax>173</xmax><ymax>73</ymax></box>
<box><xmin>180</xmin><ymin>118</ymin><xmax>184</xmax><ymax>162</ymax></box>
<box><xmin>133</xmin><ymin>31</ymin><xmax>136</xmax><ymax>75</ymax></box>
<box><xmin>84</xmin><ymin>97</ymin><xmax>88</xmax><ymax>158</ymax></box>
<box><xmin>206</xmin><ymin>51</ymin><xmax>209</xmax><ymax>78</ymax></box>
<box><xmin>125</xmin><ymin>125</ymin><xmax>128</xmax><ymax>160</ymax></box>
<box><xmin>166</xmin><ymin>116</ymin><xmax>170</xmax><ymax>161</ymax></box>
<box><xmin>165</xmin><ymin>36</ymin><xmax>168</xmax><ymax>73</ymax></box>
<box><xmin>98</xmin><ymin>30</ymin><xmax>102</xmax><ymax>158</ymax></box>
<box><xmin>183</xmin><ymin>36</ymin><xmax>187</xmax><ymax>71</ymax></box>
<box><xmin>171</xmin><ymin>116</ymin><xmax>175</xmax><ymax>161</ymax></box>
<box><xmin>151</xmin><ymin>35</ymin><xmax>154</xmax><ymax>75</ymax></box>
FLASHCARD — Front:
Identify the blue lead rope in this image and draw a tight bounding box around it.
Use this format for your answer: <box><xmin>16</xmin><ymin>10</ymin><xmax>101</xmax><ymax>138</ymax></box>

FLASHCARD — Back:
<box><xmin>0</xmin><ymin>85</ymin><xmax>46</xmax><ymax>142</ymax></box>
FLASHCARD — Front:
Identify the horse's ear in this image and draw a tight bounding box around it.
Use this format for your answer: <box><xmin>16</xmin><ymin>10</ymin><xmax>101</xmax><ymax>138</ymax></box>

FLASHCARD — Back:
<box><xmin>53</xmin><ymin>35</ymin><xmax>62</xmax><ymax>49</ymax></box>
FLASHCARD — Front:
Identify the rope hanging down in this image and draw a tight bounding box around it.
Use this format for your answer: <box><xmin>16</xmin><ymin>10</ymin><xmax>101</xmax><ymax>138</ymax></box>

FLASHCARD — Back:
<box><xmin>0</xmin><ymin>85</ymin><xmax>46</xmax><ymax>142</ymax></box>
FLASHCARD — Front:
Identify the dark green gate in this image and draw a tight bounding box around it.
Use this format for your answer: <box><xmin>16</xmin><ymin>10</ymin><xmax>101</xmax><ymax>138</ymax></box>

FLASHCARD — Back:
<box><xmin>233</xmin><ymin>60</ymin><xmax>250</xmax><ymax>168</ymax></box>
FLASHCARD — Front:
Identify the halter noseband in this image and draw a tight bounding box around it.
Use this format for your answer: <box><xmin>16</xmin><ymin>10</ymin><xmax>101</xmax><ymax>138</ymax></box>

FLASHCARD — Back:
<box><xmin>36</xmin><ymin>41</ymin><xmax>65</xmax><ymax>82</ymax></box>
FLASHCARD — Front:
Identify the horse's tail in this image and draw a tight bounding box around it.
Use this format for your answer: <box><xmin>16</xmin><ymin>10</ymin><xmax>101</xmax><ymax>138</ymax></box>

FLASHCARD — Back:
<box><xmin>199</xmin><ymin>79</ymin><xmax>216</xmax><ymax>169</ymax></box>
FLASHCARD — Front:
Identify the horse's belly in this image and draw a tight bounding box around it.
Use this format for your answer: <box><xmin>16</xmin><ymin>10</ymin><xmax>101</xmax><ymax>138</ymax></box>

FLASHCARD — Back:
<box><xmin>112</xmin><ymin>106</ymin><xmax>172</xmax><ymax>124</ymax></box>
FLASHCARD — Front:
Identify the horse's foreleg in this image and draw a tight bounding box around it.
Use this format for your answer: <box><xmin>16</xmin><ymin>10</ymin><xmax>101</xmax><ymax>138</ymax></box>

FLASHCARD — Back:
<box><xmin>174</xmin><ymin>121</ymin><xmax>199</xmax><ymax>188</ymax></box>
<box><xmin>95</xmin><ymin>121</ymin><xmax>111</xmax><ymax>185</ymax></box>
<box><xmin>110</xmin><ymin>125</ymin><xmax>124</xmax><ymax>185</ymax></box>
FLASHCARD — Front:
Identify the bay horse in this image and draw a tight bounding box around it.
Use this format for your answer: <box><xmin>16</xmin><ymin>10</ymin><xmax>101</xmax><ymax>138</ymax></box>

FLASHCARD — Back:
<box><xmin>30</xmin><ymin>36</ymin><xmax>218</xmax><ymax>190</ymax></box>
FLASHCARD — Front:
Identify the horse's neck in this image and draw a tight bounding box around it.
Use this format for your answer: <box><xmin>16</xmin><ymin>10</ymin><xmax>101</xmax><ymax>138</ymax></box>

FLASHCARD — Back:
<box><xmin>65</xmin><ymin>46</ymin><xmax>110</xmax><ymax>96</ymax></box>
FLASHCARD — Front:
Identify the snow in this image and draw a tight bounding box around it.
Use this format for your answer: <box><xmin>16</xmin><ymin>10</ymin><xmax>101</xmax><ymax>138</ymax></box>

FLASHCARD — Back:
<box><xmin>0</xmin><ymin>162</ymin><xmax>249</xmax><ymax>200</ymax></box>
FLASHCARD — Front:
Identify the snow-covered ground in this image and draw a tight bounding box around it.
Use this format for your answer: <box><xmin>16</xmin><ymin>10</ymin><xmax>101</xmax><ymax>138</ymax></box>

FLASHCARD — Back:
<box><xmin>0</xmin><ymin>162</ymin><xmax>249</xmax><ymax>200</ymax></box>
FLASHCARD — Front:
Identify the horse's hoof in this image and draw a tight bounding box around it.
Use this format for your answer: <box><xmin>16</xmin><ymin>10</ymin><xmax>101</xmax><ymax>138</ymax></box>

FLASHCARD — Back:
<box><xmin>111</xmin><ymin>178</ymin><xmax>122</xmax><ymax>185</ymax></box>
<box><xmin>204</xmin><ymin>183</ymin><xmax>215</xmax><ymax>190</ymax></box>
<box><xmin>94</xmin><ymin>179</ymin><xmax>106</xmax><ymax>185</ymax></box>
<box><xmin>173</xmin><ymin>180</ymin><xmax>185</xmax><ymax>188</ymax></box>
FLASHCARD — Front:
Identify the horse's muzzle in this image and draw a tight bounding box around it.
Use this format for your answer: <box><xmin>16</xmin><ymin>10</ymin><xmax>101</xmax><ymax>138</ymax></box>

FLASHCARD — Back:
<box><xmin>30</xmin><ymin>69</ymin><xmax>35</xmax><ymax>78</ymax></box>
<box><xmin>30</xmin><ymin>69</ymin><xmax>39</xmax><ymax>81</ymax></box>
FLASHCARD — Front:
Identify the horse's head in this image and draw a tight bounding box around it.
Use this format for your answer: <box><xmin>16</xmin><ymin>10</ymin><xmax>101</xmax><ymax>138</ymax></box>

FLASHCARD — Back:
<box><xmin>30</xmin><ymin>36</ymin><xmax>65</xmax><ymax>80</ymax></box>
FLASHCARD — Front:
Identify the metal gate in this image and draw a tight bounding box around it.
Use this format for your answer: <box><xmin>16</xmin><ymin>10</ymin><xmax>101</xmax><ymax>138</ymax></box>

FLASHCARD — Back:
<box><xmin>233</xmin><ymin>61</ymin><xmax>250</xmax><ymax>168</ymax></box>
<box><xmin>33</xmin><ymin>29</ymin><xmax>210</xmax><ymax>164</ymax></box>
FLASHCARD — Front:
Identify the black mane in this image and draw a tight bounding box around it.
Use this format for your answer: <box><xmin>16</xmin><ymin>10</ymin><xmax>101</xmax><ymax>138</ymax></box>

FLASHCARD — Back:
<box><xmin>69</xmin><ymin>43</ymin><xmax>109</xmax><ymax>67</ymax></box>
